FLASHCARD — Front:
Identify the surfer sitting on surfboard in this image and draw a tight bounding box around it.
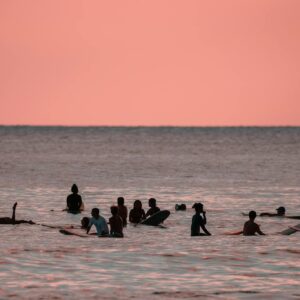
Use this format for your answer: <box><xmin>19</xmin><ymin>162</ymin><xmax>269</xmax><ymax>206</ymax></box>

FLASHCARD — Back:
<box><xmin>109</xmin><ymin>206</ymin><xmax>123</xmax><ymax>237</ymax></box>
<box><xmin>117</xmin><ymin>197</ymin><xmax>128</xmax><ymax>226</ymax></box>
<box><xmin>145</xmin><ymin>198</ymin><xmax>160</xmax><ymax>217</ymax></box>
<box><xmin>66</xmin><ymin>184</ymin><xmax>83</xmax><ymax>213</ymax></box>
<box><xmin>243</xmin><ymin>211</ymin><xmax>265</xmax><ymax>236</ymax></box>
<box><xmin>86</xmin><ymin>208</ymin><xmax>109</xmax><ymax>236</ymax></box>
<box><xmin>129</xmin><ymin>200</ymin><xmax>146</xmax><ymax>223</ymax></box>
<box><xmin>0</xmin><ymin>202</ymin><xmax>35</xmax><ymax>225</ymax></box>
<box><xmin>191</xmin><ymin>202</ymin><xmax>211</xmax><ymax>236</ymax></box>
<box><xmin>260</xmin><ymin>206</ymin><xmax>285</xmax><ymax>217</ymax></box>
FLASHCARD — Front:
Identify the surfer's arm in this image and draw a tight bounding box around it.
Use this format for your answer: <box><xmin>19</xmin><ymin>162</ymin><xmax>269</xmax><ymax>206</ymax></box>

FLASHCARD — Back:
<box><xmin>66</xmin><ymin>196</ymin><xmax>71</xmax><ymax>209</ymax></box>
<box><xmin>78</xmin><ymin>196</ymin><xmax>82</xmax><ymax>208</ymax></box>
<box><xmin>257</xmin><ymin>225</ymin><xmax>265</xmax><ymax>235</ymax></box>
<box><xmin>257</xmin><ymin>229</ymin><xmax>265</xmax><ymax>235</ymax></box>
<box><xmin>260</xmin><ymin>213</ymin><xmax>275</xmax><ymax>217</ymax></box>
<box><xmin>200</xmin><ymin>224</ymin><xmax>211</xmax><ymax>236</ymax></box>
<box><xmin>12</xmin><ymin>202</ymin><xmax>17</xmax><ymax>223</ymax></box>
<box><xmin>86</xmin><ymin>224</ymin><xmax>92</xmax><ymax>234</ymax></box>
<box><xmin>142</xmin><ymin>210</ymin><xmax>146</xmax><ymax>220</ymax></box>
<box><xmin>202</xmin><ymin>212</ymin><xmax>207</xmax><ymax>225</ymax></box>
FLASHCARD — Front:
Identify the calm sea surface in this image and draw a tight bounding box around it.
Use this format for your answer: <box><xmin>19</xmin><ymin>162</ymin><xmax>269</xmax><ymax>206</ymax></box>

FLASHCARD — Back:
<box><xmin>0</xmin><ymin>127</ymin><xmax>300</xmax><ymax>299</ymax></box>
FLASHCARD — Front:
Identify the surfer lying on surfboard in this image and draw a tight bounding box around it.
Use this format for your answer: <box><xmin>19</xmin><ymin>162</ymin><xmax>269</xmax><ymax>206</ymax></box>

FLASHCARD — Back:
<box><xmin>0</xmin><ymin>202</ymin><xmax>35</xmax><ymax>225</ymax></box>
<box><xmin>260</xmin><ymin>206</ymin><xmax>286</xmax><ymax>217</ymax></box>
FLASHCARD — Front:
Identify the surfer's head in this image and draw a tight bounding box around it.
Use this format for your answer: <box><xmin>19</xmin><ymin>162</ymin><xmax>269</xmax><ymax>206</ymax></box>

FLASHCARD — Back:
<box><xmin>91</xmin><ymin>208</ymin><xmax>100</xmax><ymax>218</ymax></box>
<box><xmin>118</xmin><ymin>197</ymin><xmax>125</xmax><ymax>206</ymax></box>
<box><xmin>81</xmin><ymin>217</ymin><xmax>89</xmax><ymax>229</ymax></box>
<box><xmin>276</xmin><ymin>206</ymin><xmax>285</xmax><ymax>216</ymax></box>
<box><xmin>249</xmin><ymin>210</ymin><xmax>257</xmax><ymax>220</ymax></box>
<box><xmin>111</xmin><ymin>206</ymin><xmax>118</xmax><ymax>216</ymax></box>
<box><xmin>71</xmin><ymin>184</ymin><xmax>78</xmax><ymax>194</ymax></box>
<box><xmin>133</xmin><ymin>200</ymin><xmax>142</xmax><ymax>209</ymax></box>
<box><xmin>192</xmin><ymin>202</ymin><xmax>203</xmax><ymax>213</ymax></box>
<box><xmin>175</xmin><ymin>204</ymin><xmax>186</xmax><ymax>211</ymax></box>
<box><xmin>148</xmin><ymin>198</ymin><xmax>156</xmax><ymax>208</ymax></box>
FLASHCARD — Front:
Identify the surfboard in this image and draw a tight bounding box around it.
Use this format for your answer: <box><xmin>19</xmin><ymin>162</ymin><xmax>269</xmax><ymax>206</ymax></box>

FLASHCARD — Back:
<box><xmin>59</xmin><ymin>228</ymin><xmax>89</xmax><ymax>237</ymax></box>
<box><xmin>279</xmin><ymin>223</ymin><xmax>300</xmax><ymax>235</ymax></box>
<box><xmin>59</xmin><ymin>228</ymin><xmax>122</xmax><ymax>238</ymax></box>
<box><xmin>285</xmin><ymin>216</ymin><xmax>300</xmax><ymax>220</ymax></box>
<box><xmin>224</xmin><ymin>231</ymin><xmax>243</xmax><ymax>236</ymax></box>
<box><xmin>141</xmin><ymin>210</ymin><xmax>170</xmax><ymax>226</ymax></box>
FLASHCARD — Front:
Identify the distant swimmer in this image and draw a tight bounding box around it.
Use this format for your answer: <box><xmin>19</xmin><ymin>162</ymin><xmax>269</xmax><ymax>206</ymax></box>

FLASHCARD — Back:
<box><xmin>243</xmin><ymin>211</ymin><xmax>265</xmax><ymax>236</ymax></box>
<box><xmin>175</xmin><ymin>204</ymin><xmax>186</xmax><ymax>211</ymax></box>
<box><xmin>0</xmin><ymin>202</ymin><xmax>35</xmax><ymax>225</ymax></box>
<box><xmin>117</xmin><ymin>197</ymin><xmax>128</xmax><ymax>226</ymax></box>
<box><xmin>260</xmin><ymin>206</ymin><xmax>285</xmax><ymax>217</ymax></box>
<box><xmin>191</xmin><ymin>202</ymin><xmax>211</xmax><ymax>236</ymax></box>
<box><xmin>86</xmin><ymin>208</ymin><xmax>109</xmax><ymax>236</ymax></box>
<box><xmin>145</xmin><ymin>198</ymin><xmax>160</xmax><ymax>217</ymax></box>
<box><xmin>109</xmin><ymin>206</ymin><xmax>124</xmax><ymax>237</ymax></box>
<box><xmin>129</xmin><ymin>200</ymin><xmax>146</xmax><ymax>224</ymax></box>
<box><xmin>66</xmin><ymin>184</ymin><xmax>83</xmax><ymax>213</ymax></box>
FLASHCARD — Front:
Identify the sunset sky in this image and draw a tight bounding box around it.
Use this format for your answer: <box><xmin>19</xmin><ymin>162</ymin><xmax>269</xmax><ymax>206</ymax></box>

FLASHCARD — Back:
<box><xmin>0</xmin><ymin>0</ymin><xmax>299</xmax><ymax>126</ymax></box>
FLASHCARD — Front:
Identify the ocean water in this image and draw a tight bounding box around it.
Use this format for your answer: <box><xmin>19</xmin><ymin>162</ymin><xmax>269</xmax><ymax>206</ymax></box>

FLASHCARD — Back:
<box><xmin>0</xmin><ymin>126</ymin><xmax>300</xmax><ymax>299</ymax></box>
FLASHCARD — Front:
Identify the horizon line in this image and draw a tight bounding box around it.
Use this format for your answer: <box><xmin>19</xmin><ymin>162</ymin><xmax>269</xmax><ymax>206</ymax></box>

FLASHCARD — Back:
<box><xmin>0</xmin><ymin>124</ymin><xmax>299</xmax><ymax>128</ymax></box>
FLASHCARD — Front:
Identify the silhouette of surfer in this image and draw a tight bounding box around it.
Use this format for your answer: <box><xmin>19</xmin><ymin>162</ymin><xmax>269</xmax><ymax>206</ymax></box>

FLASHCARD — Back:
<box><xmin>117</xmin><ymin>197</ymin><xmax>128</xmax><ymax>226</ymax></box>
<box><xmin>260</xmin><ymin>206</ymin><xmax>285</xmax><ymax>217</ymax></box>
<box><xmin>145</xmin><ymin>198</ymin><xmax>160</xmax><ymax>217</ymax></box>
<box><xmin>66</xmin><ymin>184</ymin><xmax>83</xmax><ymax>213</ymax></box>
<box><xmin>87</xmin><ymin>208</ymin><xmax>109</xmax><ymax>235</ymax></box>
<box><xmin>243</xmin><ymin>211</ymin><xmax>265</xmax><ymax>236</ymax></box>
<box><xmin>175</xmin><ymin>204</ymin><xmax>186</xmax><ymax>211</ymax></box>
<box><xmin>191</xmin><ymin>202</ymin><xmax>211</xmax><ymax>236</ymax></box>
<box><xmin>109</xmin><ymin>206</ymin><xmax>123</xmax><ymax>237</ymax></box>
<box><xmin>129</xmin><ymin>200</ymin><xmax>146</xmax><ymax>223</ymax></box>
<box><xmin>0</xmin><ymin>202</ymin><xmax>35</xmax><ymax>225</ymax></box>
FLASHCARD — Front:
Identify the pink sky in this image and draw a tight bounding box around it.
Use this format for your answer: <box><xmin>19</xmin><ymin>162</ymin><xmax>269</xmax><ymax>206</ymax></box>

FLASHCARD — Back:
<box><xmin>0</xmin><ymin>0</ymin><xmax>299</xmax><ymax>126</ymax></box>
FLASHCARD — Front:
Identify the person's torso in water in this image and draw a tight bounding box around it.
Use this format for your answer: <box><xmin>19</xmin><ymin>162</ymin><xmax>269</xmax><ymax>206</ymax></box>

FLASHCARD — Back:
<box><xmin>191</xmin><ymin>213</ymin><xmax>204</xmax><ymax>236</ymax></box>
<box><xmin>67</xmin><ymin>193</ymin><xmax>82</xmax><ymax>211</ymax></box>
<box><xmin>118</xmin><ymin>205</ymin><xmax>128</xmax><ymax>226</ymax></box>
<box><xmin>146</xmin><ymin>206</ymin><xmax>160</xmax><ymax>217</ymax></box>
<box><xmin>109</xmin><ymin>215</ymin><xmax>123</xmax><ymax>236</ymax></box>
<box><xmin>243</xmin><ymin>220</ymin><xmax>260</xmax><ymax>236</ymax></box>
<box><xmin>129</xmin><ymin>208</ymin><xmax>146</xmax><ymax>223</ymax></box>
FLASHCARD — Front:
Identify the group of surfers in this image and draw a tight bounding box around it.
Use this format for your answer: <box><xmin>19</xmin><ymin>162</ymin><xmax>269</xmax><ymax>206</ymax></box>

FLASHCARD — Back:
<box><xmin>0</xmin><ymin>184</ymin><xmax>293</xmax><ymax>237</ymax></box>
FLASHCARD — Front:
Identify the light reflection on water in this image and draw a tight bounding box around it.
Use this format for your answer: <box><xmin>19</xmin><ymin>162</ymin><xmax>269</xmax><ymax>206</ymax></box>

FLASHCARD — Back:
<box><xmin>0</xmin><ymin>187</ymin><xmax>300</xmax><ymax>299</ymax></box>
<box><xmin>0</xmin><ymin>127</ymin><xmax>300</xmax><ymax>299</ymax></box>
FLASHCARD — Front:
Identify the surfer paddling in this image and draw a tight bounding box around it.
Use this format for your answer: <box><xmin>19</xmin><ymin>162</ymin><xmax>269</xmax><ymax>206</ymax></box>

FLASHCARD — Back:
<box><xmin>191</xmin><ymin>202</ymin><xmax>211</xmax><ymax>236</ymax></box>
<box><xmin>243</xmin><ymin>211</ymin><xmax>265</xmax><ymax>236</ymax></box>
<box><xmin>260</xmin><ymin>206</ymin><xmax>285</xmax><ymax>217</ymax></box>
<box><xmin>66</xmin><ymin>184</ymin><xmax>83</xmax><ymax>213</ymax></box>
<box><xmin>145</xmin><ymin>198</ymin><xmax>160</xmax><ymax>217</ymax></box>
<box><xmin>0</xmin><ymin>202</ymin><xmax>35</xmax><ymax>225</ymax></box>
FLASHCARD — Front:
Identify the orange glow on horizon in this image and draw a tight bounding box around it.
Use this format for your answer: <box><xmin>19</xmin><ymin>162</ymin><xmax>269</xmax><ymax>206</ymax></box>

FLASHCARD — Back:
<box><xmin>0</xmin><ymin>0</ymin><xmax>299</xmax><ymax>126</ymax></box>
